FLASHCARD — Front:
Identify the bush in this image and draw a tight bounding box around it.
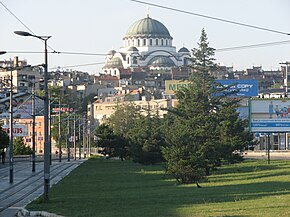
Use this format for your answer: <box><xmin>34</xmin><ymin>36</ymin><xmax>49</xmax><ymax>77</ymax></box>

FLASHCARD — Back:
<box><xmin>13</xmin><ymin>137</ymin><xmax>33</xmax><ymax>155</ymax></box>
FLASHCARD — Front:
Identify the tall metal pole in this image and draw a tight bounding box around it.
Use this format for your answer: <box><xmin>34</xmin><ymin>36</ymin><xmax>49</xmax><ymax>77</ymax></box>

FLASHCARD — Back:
<box><xmin>14</xmin><ymin>31</ymin><xmax>51</xmax><ymax>202</ymax></box>
<box><xmin>83</xmin><ymin>116</ymin><xmax>86</xmax><ymax>158</ymax></box>
<box><xmin>58</xmin><ymin>99</ymin><xmax>62</xmax><ymax>162</ymax></box>
<box><xmin>32</xmin><ymin>82</ymin><xmax>36</xmax><ymax>172</ymax></box>
<box><xmin>267</xmin><ymin>133</ymin><xmax>271</xmax><ymax>165</ymax></box>
<box><xmin>49</xmin><ymin>97</ymin><xmax>52</xmax><ymax>165</ymax></box>
<box><xmin>9</xmin><ymin>70</ymin><xmax>13</xmax><ymax>183</ymax></box>
<box><xmin>67</xmin><ymin>115</ymin><xmax>70</xmax><ymax>161</ymax></box>
<box><xmin>73</xmin><ymin>113</ymin><xmax>76</xmax><ymax>160</ymax></box>
<box><xmin>78</xmin><ymin>118</ymin><xmax>81</xmax><ymax>159</ymax></box>
<box><xmin>43</xmin><ymin>38</ymin><xmax>50</xmax><ymax>201</ymax></box>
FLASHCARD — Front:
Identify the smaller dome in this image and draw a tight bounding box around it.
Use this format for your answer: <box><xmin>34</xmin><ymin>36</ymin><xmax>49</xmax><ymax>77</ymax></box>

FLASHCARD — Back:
<box><xmin>178</xmin><ymin>47</ymin><xmax>190</xmax><ymax>53</ymax></box>
<box><xmin>147</xmin><ymin>56</ymin><xmax>176</xmax><ymax>67</ymax></box>
<box><xmin>128</xmin><ymin>46</ymin><xmax>139</xmax><ymax>52</ymax></box>
<box><xmin>107</xmin><ymin>50</ymin><xmax>116</xmax><ymax>55</ymax></box>
<box><xmin>104</xmin><ymin>57</ymin><xmax>123</xmax><ymax>68</ymax></box>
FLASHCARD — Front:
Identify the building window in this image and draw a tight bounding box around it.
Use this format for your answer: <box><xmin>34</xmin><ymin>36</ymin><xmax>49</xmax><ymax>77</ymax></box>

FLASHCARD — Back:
<box><xmin>128</xmin><ymin>40</ymin><xmax>130</xmax><ymax>46</ymax></box>
<box><xmin>149</xmin><ymin>39</ymin><xmax>152</xmax><ymax>46</ymax></box>
<box><xmin>133</xmin><ymin>57</ymin><xmax>137</xmax><ymax>64</ymax></box>
<box><xmin>161</xmin><ymin>39</ymin><xmax>164</xmax><ymax>46</ymax></box>
<box><xmin>127</xmin><ymin>57</ymin><xmax>129</xmax><ymax>64</ymax></box>
<box><xmin>156</xmin><ymin>39</ymin><xmax>158</xmax><ymax>45</ymax></box>
<box><xmin>138</xmin><ymin>39</ymin><xmax>140</xmax><ymax>46</ymax></box>
<box><xmin>143</xmin><ymin>39</ymin><xmax>146</xmax><ymax>46</ymax></box>
<box><xmin>165</xmin><ymin>40</ymin><xmax>168</xmax><ymax>46</ymax></box>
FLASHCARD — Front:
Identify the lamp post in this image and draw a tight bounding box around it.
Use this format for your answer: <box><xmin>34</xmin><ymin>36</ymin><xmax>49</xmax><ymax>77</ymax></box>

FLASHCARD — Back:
<box><xmin>14</xmin><ymin>31</ymin><xmax>51</xmax><ymax>201</ymax></box>
<box><xmin>9</xmin><ymin>68</ymin><xmax>13</xmax><ymax>183</ymax></box>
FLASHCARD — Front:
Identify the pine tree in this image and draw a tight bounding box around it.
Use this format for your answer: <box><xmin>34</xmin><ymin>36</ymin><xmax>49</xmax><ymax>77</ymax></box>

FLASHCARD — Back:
<box><xmin>163</xmin><ymin>29</ymin><xmax>252</xmax><ymax>184</ymax></box>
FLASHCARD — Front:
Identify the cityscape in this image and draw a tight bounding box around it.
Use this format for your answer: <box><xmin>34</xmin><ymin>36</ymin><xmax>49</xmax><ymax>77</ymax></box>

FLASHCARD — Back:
<box><xmin>0</xmin><ymin>0</ymin><xmax>290</xmax><ymax>216</ymax></box>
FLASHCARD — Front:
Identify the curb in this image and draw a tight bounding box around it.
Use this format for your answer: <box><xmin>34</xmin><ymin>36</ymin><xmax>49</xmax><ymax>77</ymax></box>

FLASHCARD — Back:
<box><xmin>16</xmin><ymin>208</ymin><xmax>64</xmax><ymax>217</ymax></box>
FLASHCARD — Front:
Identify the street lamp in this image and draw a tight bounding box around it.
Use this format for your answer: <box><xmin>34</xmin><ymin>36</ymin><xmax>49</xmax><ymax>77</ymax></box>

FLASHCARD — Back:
<box><xmin>14</xmin><ymin>31</ymin><xmax>51</xmax><ymax>201</ymax></box>
<box><xmin>0</xmin><ymin>65</ymin><xmax>15</xmax><ymax>183</ymax></box>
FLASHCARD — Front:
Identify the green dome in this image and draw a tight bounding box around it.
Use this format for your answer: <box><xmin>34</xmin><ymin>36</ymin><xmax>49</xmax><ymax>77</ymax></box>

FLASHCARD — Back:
<box><xmin>147</xmin><ymin>56</ymin><xmax>176</xmax><ymax>67</ymax></box>
<box><xmin>104</xmin><ymin>57</ymin><xmax>123</xmax><ymax>68</ymax></box>
<box><xmin>125</xmin><ymin>17</ymin><xmax>172</xmax><ymax>39</ymax></box>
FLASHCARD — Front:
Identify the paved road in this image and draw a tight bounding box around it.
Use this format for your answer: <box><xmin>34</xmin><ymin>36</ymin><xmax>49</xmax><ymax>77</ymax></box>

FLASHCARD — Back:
<box><xmin>0</xmin><ymin>158</ymin><xmax>86</xmax><ymax>217</ymax></box>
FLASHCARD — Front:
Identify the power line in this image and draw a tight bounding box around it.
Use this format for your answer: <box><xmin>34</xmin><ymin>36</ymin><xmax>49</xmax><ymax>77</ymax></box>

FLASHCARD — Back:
<box><xmin>5</xmin><ymin>51</ymin><xmax>107</xmax><ymax>56</ymax></box>
<box><xmin>130</xmin><ymin>0</ymin><xmax>290</xmax><ymax>36</ymax></box>
<box><xmin>49</xmin><ymin>62</ymin><xmax>105</xmax><ymax>70</ymax></box>
<box><xmin>0</xmin><ymin>1</ymin><xmax>58</xmax><ymax>53</ymax></box>
<box><xmin>216</xmin><ymin>40</ymin><xmax>290</xmax><ymax>52</ymax></box>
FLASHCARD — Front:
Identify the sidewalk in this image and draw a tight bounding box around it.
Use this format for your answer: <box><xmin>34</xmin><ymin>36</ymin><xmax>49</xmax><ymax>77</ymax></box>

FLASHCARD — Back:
<box><xmin>0</xmin><ymin>159</ymin><xmax>86</xmax><ymax>217</ymax></box>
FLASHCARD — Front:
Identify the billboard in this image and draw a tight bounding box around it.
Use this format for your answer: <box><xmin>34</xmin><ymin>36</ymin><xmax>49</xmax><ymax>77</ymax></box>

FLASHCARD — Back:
<box><xmin>0</xmin><ymin>95</ymin><xmax>44</xmax><ymax>119</ymax></box>
<box><xmin>216</xmin><ymin>80</ymin><xmax>258</xmax><ymax>97</ymax></box>
<box><xmin>166</xmin><ymin>79</ymin><xmax>258</xmax><ymax>97</ymax></box>
<box><xmin>250</xmin><ymin>99</ymin><xmax>290</xmax><ymax>132</ymax></box>
<box><xmin>165</xmin><ymin>80</ymin><xmax>190</xmax><ymax>94</ymax></box>
<box><xmin>2</xmin><ymin>125</ymin><xmax>28</xmax><ymax>137</ymax></box>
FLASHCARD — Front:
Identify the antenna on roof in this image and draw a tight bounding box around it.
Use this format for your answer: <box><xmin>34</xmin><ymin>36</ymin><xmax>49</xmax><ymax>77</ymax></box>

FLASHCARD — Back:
<box><xmin>146</xmin><ymin>6</ymin><xmax>150</xmax><ymax>18</ymax></box>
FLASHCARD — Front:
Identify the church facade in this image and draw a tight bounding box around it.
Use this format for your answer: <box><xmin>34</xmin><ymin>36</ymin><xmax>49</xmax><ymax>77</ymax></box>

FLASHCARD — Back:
<box><xmin>102</xmin><ymin>15</ymin><xmax>191</xmax><ymax>77</ymax></box>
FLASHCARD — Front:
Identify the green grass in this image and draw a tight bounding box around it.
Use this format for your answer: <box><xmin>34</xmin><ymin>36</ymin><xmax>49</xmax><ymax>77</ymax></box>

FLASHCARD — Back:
<box><xmin>27</xmin><ymin>158</ymin><xmax>290</xmax><ymax>217</ymax></box>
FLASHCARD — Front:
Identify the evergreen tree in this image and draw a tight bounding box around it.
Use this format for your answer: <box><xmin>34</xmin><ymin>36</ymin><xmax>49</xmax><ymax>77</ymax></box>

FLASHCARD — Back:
<box><xmin>163</xmin><ymin>29</ymin><xmax>252</xmax><ymax>185</ymax></box>
<box><xmin>128</xmin><ymin>114</ymin><xmax>165</xmax><ymax>165</ymax></box>
<box><xmin>95</xmin><ymin>124</ymin><xmax>128</xmax><ymax>161</ymax></box>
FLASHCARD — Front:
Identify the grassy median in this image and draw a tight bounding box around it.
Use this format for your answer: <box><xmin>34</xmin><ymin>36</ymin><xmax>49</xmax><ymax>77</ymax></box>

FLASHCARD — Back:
<box><xmin>27</xmin><ymin>158</ymin><xmax>290</xmax><ymax>217</ymax></box>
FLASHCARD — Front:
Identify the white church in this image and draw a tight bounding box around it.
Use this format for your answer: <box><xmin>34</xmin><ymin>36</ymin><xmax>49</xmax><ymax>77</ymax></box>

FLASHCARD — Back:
<box><xmin>102</xmin><ymin>14</ymin><xmax>191</xmax><ymax>76</ymax></box>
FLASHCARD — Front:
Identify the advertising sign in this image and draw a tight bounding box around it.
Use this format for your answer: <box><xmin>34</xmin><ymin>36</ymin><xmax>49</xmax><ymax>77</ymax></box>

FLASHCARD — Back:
<box><xmin>216</xmin><ymin>80</ymin><xmax>258</xmax><ymax>97</ymax></box>
<box><xmin>250</xmin><ymin>99</ymin><xmax>290</xmax><ymax>132</ymax></box>
<box><xmin>165</xmin><ymin>80</ymin><xmax>190</xmax><ymax>94</ymax></box>
<box><xmin>2</xmin><ymin>125</ymin><xmax>28</xmax><ymax>137</ymax></box>
<box><xmin>0</xmin><ymin>95</ymin><xmax>44</xmax><ymax>119</ymax></box>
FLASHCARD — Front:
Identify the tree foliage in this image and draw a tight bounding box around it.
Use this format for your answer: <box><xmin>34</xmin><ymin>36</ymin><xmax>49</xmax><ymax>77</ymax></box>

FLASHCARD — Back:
<box><xmin>95</xmin><ymin>124</ymin><xmax>128</xmax><ymax>161</ymax></box>
<box><xmin>13</xmin><ymin>137</ymin><xmax>33</xmax><ymax>155</ymax></box>
<box><xmin>128</xmin><ymin>114</ymin><xmax>165</xmax><ymax>165</ymax></box>
<box><xmin>162</xmin><ymin>29</ymin><xmax>252</xmax><ymax>184</ymax></box>
<box><xmin>0</xmin><ymin>124</ymin><xmax>9</xmax><ymax>150</ymax></box>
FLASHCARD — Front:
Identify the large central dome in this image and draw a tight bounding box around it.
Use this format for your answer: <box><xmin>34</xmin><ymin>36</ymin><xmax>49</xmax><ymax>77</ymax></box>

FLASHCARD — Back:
<box><xmin>125</xmin><ymin>16</ymin><xmax>172</xmax><ymax>39</ymax></box>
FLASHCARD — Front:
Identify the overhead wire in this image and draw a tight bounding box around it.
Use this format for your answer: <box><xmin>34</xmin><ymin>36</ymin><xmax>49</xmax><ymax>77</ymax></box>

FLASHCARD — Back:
<box><xmin>49</xmin><ymin>62</ymin><xmax>105</xmax><ymax>70</ymax></box>
<box><xmin>130</xmin><ymin>0</ymin><xmax>290</xmax><ymax>36</ymax></box>
<box><xmin>216</xmin><ymin>40</ymin><xmax>290</xmax><ymax>52</ymax></box>
<box><xmin>0</xmin><ymin>0</ymin><xmax>58</xmax><ymax>53</ymax></box>
<box><xmin>1</xmin><ymin>0</ymin><xmax>289</xmax><ymax>71</ymax></box>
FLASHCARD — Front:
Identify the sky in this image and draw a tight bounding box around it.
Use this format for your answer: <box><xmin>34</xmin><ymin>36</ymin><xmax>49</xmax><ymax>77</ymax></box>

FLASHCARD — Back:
<box><xmin>0</xmin><ymin>0</ymin><xmax>289</xmax><ymax>74</ymax></box>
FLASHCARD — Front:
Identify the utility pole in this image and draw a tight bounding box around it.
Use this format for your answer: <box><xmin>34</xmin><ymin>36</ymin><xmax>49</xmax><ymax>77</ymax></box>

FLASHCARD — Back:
<box><xmin>83</xmin><ymin>116</ymin><xmax>86</xmax><ymax>158</ymax></box>
<box><xmin>78</xmin><ymin>118</ymin><xmax>81</xmax><ymax>159</ymax></box>
<box><xmin>32</xmin><ymin>82</ymin><xmax>36</xmax><ymax>172</ymax></box>
<box><xmin>73</xmin><ymin>112</ymin><xmax>76</xmax><ymax>160</ymax></box>
<box><xmin>9</xmin><ymin>69</ymin><xmax>13</xmax><ymax>183</ymax></box>
<box><xmin>58</xmin><ymin>98</ymin><xmax>62</xmax><ymax>162</ymax></box>
<box><xmin>67</xmin><ymin>113</ymin><xmax>70</xmax><ymax>161</ymax></box>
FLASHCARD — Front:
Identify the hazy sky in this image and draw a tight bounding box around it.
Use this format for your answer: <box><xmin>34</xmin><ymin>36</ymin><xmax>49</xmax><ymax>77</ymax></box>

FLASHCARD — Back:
<box><xmin>1</xmin><ymin>0</ymin><xmax>289</xmax><ymax>74</ymax></box>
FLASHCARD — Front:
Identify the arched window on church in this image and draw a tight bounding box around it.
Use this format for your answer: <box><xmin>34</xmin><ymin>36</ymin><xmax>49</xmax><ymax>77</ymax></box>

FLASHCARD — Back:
<box><xmin>156</xmin><ymin>39</ymin><xmax>158</xmax><ymax>45</ymax></box>
<box><xmin>143</xmin><ymin>39</ymin><xmax>146</xmax><ymax>46</ymax></box>
<box><xmin>138</xmin><ymin>39</ymin><xmax>140</xmax><ymax>46</ymax></box>
<box><xmin>165</xmin><ymin>39</ymin><xmax>168</xmax><ymax>46</ymax></box>
<box><xmin>127</xmin><ymin>57</ymin><xmax>130</xmax><ymax>64</ymax></box>
<box><xmin>161</xmin><ymin>39</ymin><xmax>164</xmax><ymax>46</ymax></box>
<box><xmin>149</xmin><ymin>39</ymin><xmax>152</xmax><ymax>46</ymax></box>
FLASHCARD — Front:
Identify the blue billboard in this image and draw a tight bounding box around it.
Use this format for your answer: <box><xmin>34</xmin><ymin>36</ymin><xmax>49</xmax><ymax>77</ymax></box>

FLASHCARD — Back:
<box><xmin>216</xmin><ymin>79</ymin><xmax>258</xmax><ymax>97</ymax></box>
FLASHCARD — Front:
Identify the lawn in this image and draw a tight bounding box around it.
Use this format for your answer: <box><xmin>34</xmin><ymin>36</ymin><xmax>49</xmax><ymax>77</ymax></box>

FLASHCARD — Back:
<box><xmin>27</xmin><ymin>158</ymin><xmax>290</xmax><ymax>217</ymax></box>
